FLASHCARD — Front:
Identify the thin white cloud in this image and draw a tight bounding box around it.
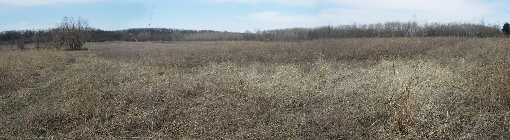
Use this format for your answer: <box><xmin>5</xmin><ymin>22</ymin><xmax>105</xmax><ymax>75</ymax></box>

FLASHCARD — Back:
<box><xmin>0</xmin><ymin>21</ymin><xmax>54</xmax><ymax>31</ymax></box>
<box><xmin>336</xmin><ymin>0</ymin><xmax>491</xmax><ymax>16</ymax></box>
<box><xmin>333</xmin><ymin>0</ymin><xmax>496</xmax><ymax>24</ymax></box>
<box><xmin>206</xmin><ymin>0</ymin><xmax>260</xmax><ymax>5</ymax></box>
<box><xmin>243</xmin><ymin>12</ymin><xmax>312</xmax><ymax>23</ymax></box>
<box><xmin>0</xmin><ymin>0</ymin><xmax>106</xmax><ymax>6</ymax></box>
<box><xmin>240</xmin><ymin>0</ymin><xmax>502</xmax><ymax>28</ymax></box>
<box><xmin>205</xmin><ymin>0</ymin><xmax>321</xmax><ymax>6</ymax></box>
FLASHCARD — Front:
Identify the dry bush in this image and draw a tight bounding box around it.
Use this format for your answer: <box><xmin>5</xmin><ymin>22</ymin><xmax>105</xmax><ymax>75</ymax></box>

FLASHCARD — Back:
<box><xmin>0</xmin><ymin>37</ymin><xmax>509</xmax><ymax>139</ymax></box>
<box><xmin>0</xmin><ymin>50</ymin><xmax>74</xmax><ymax>139</ymax></box>
<box><xmin>92</xmin><ymin>38</ymin><xmax>465</xmax><ymax>69</ymax></box>
<box><xmin>0</xmin><ymin>50</ymin><xmax>71</xmax><ymax>96</ymax></box>
<box><xmin>52</xmin><ymin>17</ymin><xmax>90</xmax><ymax>51</ymax></box>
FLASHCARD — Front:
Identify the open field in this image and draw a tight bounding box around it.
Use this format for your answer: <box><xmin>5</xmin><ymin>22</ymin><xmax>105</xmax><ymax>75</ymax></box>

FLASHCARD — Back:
<box><xmin>0</xmin><ymin>37</ymin><xmax>509</xmax><ymax>139</ymax></box>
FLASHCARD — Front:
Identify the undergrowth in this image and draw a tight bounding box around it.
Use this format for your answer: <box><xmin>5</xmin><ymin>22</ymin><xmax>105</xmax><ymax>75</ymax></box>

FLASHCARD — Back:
<box><xmin>0</xmin><ymin>37</ymin><xmax>509</xmax><ymax>139</ymax></box>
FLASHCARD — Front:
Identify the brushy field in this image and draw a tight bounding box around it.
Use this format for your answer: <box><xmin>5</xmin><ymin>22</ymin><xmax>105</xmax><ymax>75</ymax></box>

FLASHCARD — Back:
<box><xmin>0</xmin><ymin>37</ymin><xmax>509</xmax><ymax>139</ymax></box>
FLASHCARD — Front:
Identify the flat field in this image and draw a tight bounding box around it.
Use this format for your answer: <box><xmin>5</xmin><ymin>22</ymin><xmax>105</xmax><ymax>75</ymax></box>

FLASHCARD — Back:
<box><xmin>1</xmin><ymin>37</ymin><xmax>509</xmax><ymax>139</ymax></box>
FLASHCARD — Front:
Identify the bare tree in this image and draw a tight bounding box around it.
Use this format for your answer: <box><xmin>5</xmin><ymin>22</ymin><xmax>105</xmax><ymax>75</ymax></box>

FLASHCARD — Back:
<box><xmin>52</xmin><ymin>16</ymin><xmax>91</xmax><ymax>50</ymax></box>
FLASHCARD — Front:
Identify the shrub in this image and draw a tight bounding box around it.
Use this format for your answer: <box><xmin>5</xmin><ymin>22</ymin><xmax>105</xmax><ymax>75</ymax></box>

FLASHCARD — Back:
<box><xmin>52</xmin><ymin>16</ymin><xmax>91</xmax><ymax>50</ymax></box>
<box><xmin>502</xmin><ymin>22</ymin><xmax>510</xmax><ymax>36</ymax></box>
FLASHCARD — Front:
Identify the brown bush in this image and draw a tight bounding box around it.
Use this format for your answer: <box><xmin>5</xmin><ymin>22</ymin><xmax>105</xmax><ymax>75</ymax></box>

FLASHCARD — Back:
<box><xmin>52</xmin><ymin>17</ymin><xmax>91</xmax><ymax>51</ymax></box>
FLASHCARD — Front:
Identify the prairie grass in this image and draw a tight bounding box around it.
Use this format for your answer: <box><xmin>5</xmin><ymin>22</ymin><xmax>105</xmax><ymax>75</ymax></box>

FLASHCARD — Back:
<box><xmin>0</xmin><ymin>37</ymin><xmax>509</xmax><ymax>139</ymax></box>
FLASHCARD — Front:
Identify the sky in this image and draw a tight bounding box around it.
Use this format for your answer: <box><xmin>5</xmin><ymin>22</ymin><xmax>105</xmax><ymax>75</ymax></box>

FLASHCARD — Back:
<box><xmin>0</xmin><ymin>0</ymin><xmax>509</xmax><ymax>32</ymax></box>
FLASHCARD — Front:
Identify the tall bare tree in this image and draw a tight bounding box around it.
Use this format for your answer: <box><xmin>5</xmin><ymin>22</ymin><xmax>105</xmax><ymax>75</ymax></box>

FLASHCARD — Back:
<box><xmin>52</xmin><ymin>16</ymin><xmax>90</xmax><ymax>50</ymax></box>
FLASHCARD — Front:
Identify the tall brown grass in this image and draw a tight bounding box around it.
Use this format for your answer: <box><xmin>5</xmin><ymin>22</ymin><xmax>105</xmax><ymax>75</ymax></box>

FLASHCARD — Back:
<box><xmin>0</xmin><ymin>37</ymin><xmax>509</xmax><ymax>139</ymax></box>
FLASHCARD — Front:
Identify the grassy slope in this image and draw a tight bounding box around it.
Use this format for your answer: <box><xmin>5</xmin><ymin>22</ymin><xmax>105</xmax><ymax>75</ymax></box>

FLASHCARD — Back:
<box><xmin>0</xmin><ymin>37</ymin><xmax>509</xmax><ymax>139</ymax></box>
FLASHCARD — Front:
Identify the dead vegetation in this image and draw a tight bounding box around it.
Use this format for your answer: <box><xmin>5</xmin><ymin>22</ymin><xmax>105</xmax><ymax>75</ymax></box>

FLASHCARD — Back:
<box><xmin>0</xmin><ymin>37</ymin><xmax>509</xmax><ymax>139</ymax></box>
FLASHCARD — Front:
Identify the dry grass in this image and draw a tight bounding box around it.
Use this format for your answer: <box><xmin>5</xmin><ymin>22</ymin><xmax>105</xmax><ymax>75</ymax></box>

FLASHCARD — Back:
<box><xmin>0</xmin><ymin>37</ymin><xmax>509</xmax><ymax>139</ymax></box>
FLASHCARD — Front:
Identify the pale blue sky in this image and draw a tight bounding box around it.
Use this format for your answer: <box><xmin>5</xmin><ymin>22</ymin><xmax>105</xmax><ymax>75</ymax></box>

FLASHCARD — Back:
<box><xmin>0</xmin><ymin>0</ymin><xmax>509</xmax><ymax>32</ymax></box>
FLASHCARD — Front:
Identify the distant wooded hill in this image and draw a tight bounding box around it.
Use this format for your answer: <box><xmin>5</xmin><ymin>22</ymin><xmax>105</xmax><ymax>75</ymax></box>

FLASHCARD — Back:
<box><xmin>0</xmin><ymin>21</ymin><xmax>504</xmax><ymax>45</ymax></box>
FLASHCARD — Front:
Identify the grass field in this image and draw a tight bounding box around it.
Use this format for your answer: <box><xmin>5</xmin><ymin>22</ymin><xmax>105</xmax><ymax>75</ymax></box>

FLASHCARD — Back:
<box><xmin>0</xmin><ymin>37</ymin><xmax>509</xmax><ymax>139</ymax></box>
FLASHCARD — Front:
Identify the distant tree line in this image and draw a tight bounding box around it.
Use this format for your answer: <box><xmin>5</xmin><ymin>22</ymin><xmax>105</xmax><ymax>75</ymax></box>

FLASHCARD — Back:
<box><xmin>0</xmin><ymin>21</ymin><xmax>506</xmax><ymax>45</ymax></box>
<box><xmin>0</xmin><ymin>30</ymin><xmax>53</xmax><ymax>46</ymax></box>
<box><xmin>106</xmin><ymin>28</ymin><xmax>244</xmax><ymax>42</ymax></box>
<box><xmin>248</xmin><ymin>21</ymin><xmax>503</xmax><ymax>41</ymax></box>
